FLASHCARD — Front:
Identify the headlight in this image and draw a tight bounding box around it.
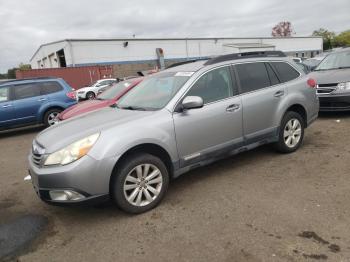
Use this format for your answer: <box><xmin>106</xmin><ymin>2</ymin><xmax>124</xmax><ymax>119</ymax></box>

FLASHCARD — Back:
<box><xmin>44</xmin><ymin>133</ymin><xmax>100</xmax><ymax>166</ymax></box>
<box><xmin>337</xmin><ymin>82</ymin><xmax>350</xmax><ymax>92</ymax></box>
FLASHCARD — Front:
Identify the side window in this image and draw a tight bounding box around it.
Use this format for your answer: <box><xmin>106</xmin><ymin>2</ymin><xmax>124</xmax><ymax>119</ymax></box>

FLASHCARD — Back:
<box><xmin>0</xmin><ymin>86</ymin><xmax>9</xmax><ymax>102</ymax></box>
<box><xmin>270</xmin><ymin>62</ymin><xmax>300</xmax><ymax>83</ymax></box>
<box><xmin>265</xmin><ymin>63</ymin><xmax>280</xmax><ymax>86</ymax></box>
<box><xmin>40</xmin><ymin>82</ymin><xmax>63</xmax><ymax>95</ymax></box>
<box><xmin>13</xmin><ymin>84</ymin><xmax>41</xmax><ymax>100</ymax></box>
<box><xmin>235</xmin><ymin>62</ymin><xmax>270</xmax><ymax>93</ymax></box>
<box><xmin>186</xmin><ymin>66</ymin><xmax>234</xmax><ymax>104</ymax></box>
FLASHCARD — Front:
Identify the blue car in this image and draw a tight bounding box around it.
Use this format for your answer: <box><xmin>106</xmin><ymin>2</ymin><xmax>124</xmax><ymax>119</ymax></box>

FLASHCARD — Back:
<box><xmin>0</xmin><ymin>77</ymin><xmax>77</xmax><ymax>130</ymax></box>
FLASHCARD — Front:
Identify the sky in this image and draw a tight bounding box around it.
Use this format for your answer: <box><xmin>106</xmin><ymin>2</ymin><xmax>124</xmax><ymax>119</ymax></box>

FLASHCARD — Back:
<box><xmin>0</xmin><ymin>0</ymin><xmax>349</xmax><ymax>73</ymax></box>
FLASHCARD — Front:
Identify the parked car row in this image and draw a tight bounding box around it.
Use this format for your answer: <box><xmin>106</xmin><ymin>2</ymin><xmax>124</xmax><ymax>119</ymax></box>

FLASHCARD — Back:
<box><xmin>76</xmin><ymin>78</ymin><xmax>118</xmax><ymax>100</ymax></box>
<box><xmin>0</xmin><ymin>77</ymin><xmax>77</xmax><ymax>130</ymax></box>
<box><xmin>27</xmin><ymin>51</ymin><xmax>322</xmax><ymax>214</ymax></box>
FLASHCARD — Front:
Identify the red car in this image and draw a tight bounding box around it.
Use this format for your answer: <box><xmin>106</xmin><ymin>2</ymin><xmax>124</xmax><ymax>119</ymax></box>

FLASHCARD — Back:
<box><xmin>58</xmin><ymin>78</ymin><xmax>143</xmax><ymax>121</ymax></box>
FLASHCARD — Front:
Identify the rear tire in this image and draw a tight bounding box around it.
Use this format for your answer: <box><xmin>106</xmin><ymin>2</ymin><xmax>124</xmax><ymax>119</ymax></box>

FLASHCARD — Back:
<box><xmin>43</xmin><ymin>108</ymin><xmax>62</xmax><ymax>127</ymax></box>
<box><xmin>86</xmin><ymin>92</ymin><xmax>95</xmax><ymax>100</ymax></box>
<box><xmin>111</xmin><ymin>153</ymin><xmax>169</xmax><ymax>214</ymax></box>
<box><xmin>274</xmin><ymin>111</ymin><xmax>304</xmax><ymax>153</ymax></box>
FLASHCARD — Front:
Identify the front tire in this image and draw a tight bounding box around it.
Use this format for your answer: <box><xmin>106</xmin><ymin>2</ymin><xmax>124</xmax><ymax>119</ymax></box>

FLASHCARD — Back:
<box><xmin>111</xmin><ymin>153</ymin><xmax>169</xmax><ymax>214</ymax></box>
<box><xmin>275</xmin><ymin>111</ymin><xmax>304</xmax><ymax>153</ymax></box>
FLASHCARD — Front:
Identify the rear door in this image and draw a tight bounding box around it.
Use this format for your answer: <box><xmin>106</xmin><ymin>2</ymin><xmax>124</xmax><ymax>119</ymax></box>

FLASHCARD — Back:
<box><xmin>234</xmin><ymin>62</ymin><xmax>284</xmax><ymax>143</ymax></box>
<box><xmin>11</xmin><ymin>83</ymin><xmax>48</xmax><ymax>124</ymax></box>
<box><xmin>0</xmin><ymin>85</ymin><xmax>16</xmax><ymax>127</ymax></box>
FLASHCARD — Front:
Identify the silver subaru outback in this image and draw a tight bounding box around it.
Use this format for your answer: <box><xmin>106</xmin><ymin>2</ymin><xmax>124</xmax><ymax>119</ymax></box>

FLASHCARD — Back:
<box><xmin>27</xmin><ymin>51</ymin><xmax>319</xmax><ymax>214</ymax></box>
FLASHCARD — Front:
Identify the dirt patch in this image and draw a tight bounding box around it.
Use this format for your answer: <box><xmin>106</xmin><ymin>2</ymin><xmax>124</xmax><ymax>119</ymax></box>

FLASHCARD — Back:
<box><xmin>298</xmin><ymin>231</ymin><xmax>329</xmax><ymax>245</ymax></box>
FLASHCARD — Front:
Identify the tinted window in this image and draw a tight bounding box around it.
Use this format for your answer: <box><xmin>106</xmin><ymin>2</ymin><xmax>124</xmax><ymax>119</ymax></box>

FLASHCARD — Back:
<box><xmin>186</xmin><ymin>66</ymin><xmax>233</xmax><ymax>104</ymax></box>
<box><xmin>40</xmin><ymin>81</ymin><xmax>63</xmax><ymax>95</ymax></box>
<box><xmin>266</xmin><ymin>63</ymin><xmax>280</xmax><ymax>85</ymax></box>
<box><xmin>236</xmin><ymin>62</ymin><xmax>270</xmax><ymax>93</ymax></box>
<box><xmin>0</xmin><ymin>87</ymin><xmax>9</xmax><ymax>102</ymax></box>
<box><xmin>271</xmin><ymin>62</ymin><xmax>300</xmax><ymax>83</ymax></box>
<box><xmin>14</xmin><ymin>84</ymin><xmax>41</xmax><ymax>100</ymax></box>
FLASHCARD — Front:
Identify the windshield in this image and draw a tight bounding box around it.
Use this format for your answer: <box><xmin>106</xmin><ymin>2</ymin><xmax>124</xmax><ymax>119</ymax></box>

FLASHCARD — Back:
<box><xmin>98</xmin><ymin>80</ymin><xmax>134</xmax><ymax>100</ymax></box>
<box><xmin>117</xmin><ymin>72</ymin><xmax>191</xmax><ymax>110</ymax></box>
<box><xmin>315</xmin><ymin>50</ymin><xmax>350</xmax><ymax>71</ymax></box>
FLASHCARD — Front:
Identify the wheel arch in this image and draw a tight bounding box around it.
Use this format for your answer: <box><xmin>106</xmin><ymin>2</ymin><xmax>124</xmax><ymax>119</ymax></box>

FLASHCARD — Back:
<box><xmin>283</xmin><ymin>104</ymin><xmax>307</xmax><ymax>127</ymax></box>
<box><xmin>109</xmin><ymin>143</ymin><xmax>174</xmax><ymax>192</ymax></box>
<box><xmin>40</xmin><ymin>106</ymin><xmax>65</xmax><ymax>123</ymax></box>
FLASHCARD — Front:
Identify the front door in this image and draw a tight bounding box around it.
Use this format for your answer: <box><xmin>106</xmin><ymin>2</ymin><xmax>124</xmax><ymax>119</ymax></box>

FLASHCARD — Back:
<box><xmin>0</xmin><ymin>86</ymin><xmax>16</xmax><ymax>128</ymax></box>
<box><xmin>173</xmin><ymin>66</ymin><xmax>243</xmax><ymax>167</ymax></box>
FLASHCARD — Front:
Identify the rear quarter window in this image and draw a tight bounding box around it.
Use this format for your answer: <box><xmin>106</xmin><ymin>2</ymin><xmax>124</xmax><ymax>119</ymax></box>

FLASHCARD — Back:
<box><xmin>40</xmin><ymin>81</ymin><xmax>63</xmax><ymax>95</ymax></box>
<box><xmin>270</xmin><ymin>62</ymin><xmax>300</xmax><ymax>83</ymax></box>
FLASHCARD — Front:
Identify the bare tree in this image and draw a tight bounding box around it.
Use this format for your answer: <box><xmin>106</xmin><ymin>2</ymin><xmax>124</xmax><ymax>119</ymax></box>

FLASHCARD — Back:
<box><xmin>272</xmin><ymin>21</ymin><xmax>294</xmax><ymax>37</ymax></box>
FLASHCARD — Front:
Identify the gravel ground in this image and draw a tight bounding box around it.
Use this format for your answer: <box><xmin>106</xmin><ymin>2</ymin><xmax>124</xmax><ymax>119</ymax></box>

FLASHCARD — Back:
<box><xmin>0</xmin><ymin>113</ymin><xmax>350</xmax><ymax>262</ymax></box>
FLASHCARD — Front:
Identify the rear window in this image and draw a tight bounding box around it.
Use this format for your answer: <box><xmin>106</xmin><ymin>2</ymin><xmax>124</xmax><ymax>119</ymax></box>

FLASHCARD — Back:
<box><xmin>235</xmin><ymin>62</ymin><xmax>271</xmax><ymax>93</ymax></box>
<box><xmin>13</xmin><ymin>84</ymin><xmax>41</xmax><ymax>100</ymax></box>
<box><xmin>40</xmin><ymin>81</ymin><xmax>63</xmax><ymax>95</ymax></box>
<box><xmin>270</xmin><ymin>62</ymin><xmax>300</xmax><ymax>83</ymax></box>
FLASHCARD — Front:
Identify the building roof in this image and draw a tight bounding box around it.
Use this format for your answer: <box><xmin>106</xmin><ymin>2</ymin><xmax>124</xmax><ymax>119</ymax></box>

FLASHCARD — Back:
<box><xmin>30</xmin><ymin>36</ymin><xmax>323</xmax><ymax>62</ymax></box>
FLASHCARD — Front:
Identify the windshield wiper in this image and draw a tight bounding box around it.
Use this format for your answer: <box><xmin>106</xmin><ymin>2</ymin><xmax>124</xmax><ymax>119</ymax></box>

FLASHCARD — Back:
<box><xmin>119</xmin><ymin>105</ymin><xmax>147</xmax><ymax>111</ymax></box>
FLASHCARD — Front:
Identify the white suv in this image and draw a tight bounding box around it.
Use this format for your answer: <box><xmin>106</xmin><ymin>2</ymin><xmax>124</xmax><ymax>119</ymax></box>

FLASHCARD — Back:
<box><xmin>76</xmin><ymin>78</ymin><xmax>117</xmax><ymax>100</ymax></box>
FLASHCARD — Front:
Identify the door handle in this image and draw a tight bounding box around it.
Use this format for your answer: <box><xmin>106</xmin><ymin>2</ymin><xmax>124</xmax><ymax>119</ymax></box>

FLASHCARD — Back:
<box><xmin>274</xmin><ymin>90</ymin><xmax>284</xmax><ymax>97</ymax></box>
<box><xmin>2</xmin><ymin>104</ymin><xmax>13</xmax><ymax>108</ymax></box>
<box><xmin>38</xmin><ymin>98</ymin><xmax>47</xmax><ymax>102</ymax></box>
<box><xmin>226</xmin><ymin>104</ymin><xmax>240</xmax><ymax>112</ymax></box>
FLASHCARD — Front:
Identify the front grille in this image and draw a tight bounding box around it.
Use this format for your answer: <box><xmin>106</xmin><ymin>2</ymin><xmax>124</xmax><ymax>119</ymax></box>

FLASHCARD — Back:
<box><xmin>31</xmin><ymin>141</ymin><xmax>45</xmax><ymax>167</ymax></box>
<box><xmin>32</xmin><ymin>153</ymin><xmax>43</xmax><ymax>166</ymax></box>
<box><xmin>316</xmin><ymin>84</ymin><xmax>337</xmax><ymax>95</ymax></box>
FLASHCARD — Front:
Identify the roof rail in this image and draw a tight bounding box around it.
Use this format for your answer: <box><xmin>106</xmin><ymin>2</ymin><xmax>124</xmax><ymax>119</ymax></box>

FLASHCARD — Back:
<box><xmin>0</xmin><ymin>77</ymin><xmax>57</xmax><ymax>85</ymax></box>
<box><xmin>204</xmin><ymin>51</ymin><xmax>286</xmax><ymax>66</ymax></box>
<box><xmin>166</xmin><ymin>58</ymin><xmax>208</xmax><ymax>69</ymax></box>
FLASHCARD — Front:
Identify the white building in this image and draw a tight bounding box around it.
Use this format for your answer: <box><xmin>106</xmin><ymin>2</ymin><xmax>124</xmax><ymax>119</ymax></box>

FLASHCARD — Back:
<box><xmin>30</xmin><ymin>37</ymin><xmax>323</xmax><ymax>70</ymax></box>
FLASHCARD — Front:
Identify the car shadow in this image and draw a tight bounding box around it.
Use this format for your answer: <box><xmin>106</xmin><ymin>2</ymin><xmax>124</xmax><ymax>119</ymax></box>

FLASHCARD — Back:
<box><xmin>0</xmin><ymin>125</ymin><xmax>45</xmax><ymax>138</ymax></box>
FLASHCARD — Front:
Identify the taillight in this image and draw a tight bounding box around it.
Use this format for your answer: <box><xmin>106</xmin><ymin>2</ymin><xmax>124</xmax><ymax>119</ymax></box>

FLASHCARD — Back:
<box><xmin>307</xmin><ymin>78</ymin><xmax>317</xmax><ymax>88</ymax></box>
<box><xmin>66</xmin><ymin>91</ymin><xmax>76</xmax><ymax>100</ymax></box>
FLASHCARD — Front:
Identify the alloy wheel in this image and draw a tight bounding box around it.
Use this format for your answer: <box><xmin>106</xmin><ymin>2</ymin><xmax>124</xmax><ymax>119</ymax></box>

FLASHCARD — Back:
<box><xmin>47</xmin><ymin>112</ymin><xmax>60</xmax><ymax>126</ymax></box>
<box><xmin>283</xmin><ymin>118</ymin><xmax>302</xmax><ymax>148</ymax></box>
<box><xmin>123</xmin><ymin>164</ymin><xmax>163</xmax><ymax>207</ymax></box>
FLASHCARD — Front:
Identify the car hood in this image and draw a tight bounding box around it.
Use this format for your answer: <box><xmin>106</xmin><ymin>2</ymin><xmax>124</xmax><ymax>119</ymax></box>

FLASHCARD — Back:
<box><xmin>36</xmin><ymin>107</ymin><xmax>155</xmax><ymax>153</ymax></box>
<box><xmin>59</xmin><ymin>99</ymin><xmax>113</xmax><ymax>120</ymax></box>
<box><xmin>309</xmin><ymin>69</ymin><xmax>350</xmax><ymax>85</ymax></box>
<box><xmin>77</xmin><ymin>86</ymin><xmax>91</xmax><ymax>92</ymax></box>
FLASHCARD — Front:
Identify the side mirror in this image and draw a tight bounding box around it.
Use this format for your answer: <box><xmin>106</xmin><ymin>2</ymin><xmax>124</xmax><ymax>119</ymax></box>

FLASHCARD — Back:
<box><xmin>182</xmin><ymin>96</ymin><xmax>204</xmax><ymax>110</ymax></box>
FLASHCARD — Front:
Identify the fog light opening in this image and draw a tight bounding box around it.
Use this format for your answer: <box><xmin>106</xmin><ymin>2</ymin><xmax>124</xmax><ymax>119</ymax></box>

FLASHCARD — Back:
<box><xmin>49</xmin><ymin>190</ymin><xmax>85</xmax><ymax>201</ymax></box>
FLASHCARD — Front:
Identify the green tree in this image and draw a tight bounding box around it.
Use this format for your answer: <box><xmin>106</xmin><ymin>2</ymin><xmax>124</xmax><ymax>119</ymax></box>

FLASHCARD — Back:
<box><xmin>312</xmin><ymin>28</ymin><xmax>335</xmax><ymax>50</ymax></box>
<box><xmin>18</xmin><ymin>63</ymin><xmax>32</xmax><ymax>70</ymax></box>
<box><xmin>7</xmin><ymin>68</ymin><xmax>16</xmax><ymax>79</ymax></box>
<box><xmin>334</xmin><ymin>30</ymin><xmax>350</xmax><ymax>47</ymax></box>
